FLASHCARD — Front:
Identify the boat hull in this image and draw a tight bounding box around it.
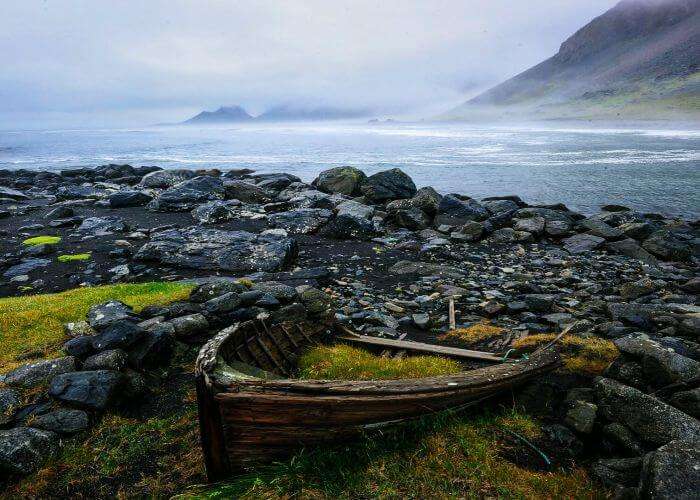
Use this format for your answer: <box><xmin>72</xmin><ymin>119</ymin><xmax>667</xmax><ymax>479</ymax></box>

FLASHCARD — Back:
<box><xmin>195</xmin><ymin>320</ymin><xmax>560</xmax><ymax>481</ymax></box>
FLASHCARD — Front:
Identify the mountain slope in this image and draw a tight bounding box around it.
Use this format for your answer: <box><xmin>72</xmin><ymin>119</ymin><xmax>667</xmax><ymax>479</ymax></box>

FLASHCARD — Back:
<box><xmin>183</xmin><ymin>105</ymin><xmax>253</xmax><ymax>124</ymax></box>
<box><xmin>447</xmin><ymin>0</ymin><xmax>700</xmax><ymax>120</ymax></box>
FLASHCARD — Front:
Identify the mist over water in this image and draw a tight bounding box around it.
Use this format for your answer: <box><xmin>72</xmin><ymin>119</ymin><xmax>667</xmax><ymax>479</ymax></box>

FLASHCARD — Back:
<box><xmin>1</xmin><ymin>122</ymin><xmax>698</xmax><ymax>218</ymax></box>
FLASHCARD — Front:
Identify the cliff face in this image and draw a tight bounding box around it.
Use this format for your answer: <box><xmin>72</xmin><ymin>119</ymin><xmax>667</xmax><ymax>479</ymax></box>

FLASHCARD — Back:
<box><xmin>449</xmin><ymin>0</ymin><xmax>700</xmax><ymax>120</ymax></box>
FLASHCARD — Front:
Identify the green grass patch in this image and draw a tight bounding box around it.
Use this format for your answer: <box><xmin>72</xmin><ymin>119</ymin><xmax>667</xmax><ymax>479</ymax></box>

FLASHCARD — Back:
<box><xmin>57</xmin><ymin>252</ymin><xmax>91</xmax><ymax>262</ymax></box>
<box><xmin>22</xmin><ymin>235</ymin><xmax>61</xmax><ymax>246</ymax></box>
<box><xmin>9</xmin><ymin>403</ymin><xmax>204</xmax><ymax>498</ymax></box>
<box><xmin>179</xmin><ymin>409</ymin><xmax>603</xmax><ymax>499</ymax></box>
<box><xmin>298</xmin><ymin>344</ymin><xmax>462</xmax><ymax>380</ymax></box>
<box><xmin>0</xmin><ymin>282</ymin><xmax>193</xmax><ymax>373</ymax></box>
<box><xmin>513</xmin><ymin>334</ymin><xmax>619</xmax><ymax>376</ymax></box>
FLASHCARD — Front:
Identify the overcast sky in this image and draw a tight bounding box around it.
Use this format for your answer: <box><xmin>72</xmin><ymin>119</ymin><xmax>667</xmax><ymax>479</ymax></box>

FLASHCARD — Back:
<box><xmin>0</xmin><ymin>0</ymin><xmax>619</xmax><ymax>127</ymax></box>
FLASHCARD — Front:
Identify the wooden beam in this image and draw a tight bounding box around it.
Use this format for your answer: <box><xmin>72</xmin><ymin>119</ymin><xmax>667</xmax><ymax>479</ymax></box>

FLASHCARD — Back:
<box><xmin>337</xmin><ymin>334</ymin><xmax>504</xmax><ymax>363</ymax></box>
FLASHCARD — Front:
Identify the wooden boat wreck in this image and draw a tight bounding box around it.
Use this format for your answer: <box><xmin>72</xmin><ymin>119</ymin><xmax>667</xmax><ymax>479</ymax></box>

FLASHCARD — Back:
<box><xmin>195</xmin><ymin>317</ymin><xmax>561</xmax><ymax>482</ymax></box>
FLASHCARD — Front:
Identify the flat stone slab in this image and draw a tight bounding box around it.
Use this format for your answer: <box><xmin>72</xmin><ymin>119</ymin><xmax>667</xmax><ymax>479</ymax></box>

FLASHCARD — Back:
<box><xmin>135</xmin><ymin>227</ymin><xmax>297</xmax><ymax>273</ymax></box>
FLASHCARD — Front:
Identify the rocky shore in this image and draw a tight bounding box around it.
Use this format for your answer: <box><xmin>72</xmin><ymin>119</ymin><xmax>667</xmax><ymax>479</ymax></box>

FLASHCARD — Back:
<box><xmin>0</xmin><ymin>164</ymin><xmax>698</xmax><ymax>497</ymax></box>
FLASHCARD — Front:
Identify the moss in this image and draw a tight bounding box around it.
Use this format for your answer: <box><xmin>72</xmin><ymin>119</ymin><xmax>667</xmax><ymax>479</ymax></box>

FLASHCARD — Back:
<box><xmin>298</xmin><ymin>344</ymin><xmax>461</xmax><ymax>380</ymax></box>
<box><xmin>9</xmin><ymin>405</ymin><xmax>204</xmax><ymax>498</ymax></box>
<box><xmin>179</xmin><ymin>409</ymin><xmax>603</xmax><ymax>499</ymax></box>
<box><xmin>22</xmin><ymin>235</ymin><xmax>61</xmax><ymax>246</ymax></box>
<box><xmin>513</xmin><ymin>334</ymin><xmax>619</xmax><ymax>376</ymax></box>
<box><xmin>0</xmin><ymin>282</ymin><xmax>193</xmax><ymax>373</ymax></box>
<box><xmin>235</xmin><ymin>278</ymin><xmax>254</xmax><ymax>288</ymax></box>
<box><xmin>57</xmin><ymin>252</ymin><xmax>91</xmax><ymax>262</ymax></box>
<box><xmin>441</xmin><ymin>321</ymin><xmax>505</xmax><ymax>343</ymax></box>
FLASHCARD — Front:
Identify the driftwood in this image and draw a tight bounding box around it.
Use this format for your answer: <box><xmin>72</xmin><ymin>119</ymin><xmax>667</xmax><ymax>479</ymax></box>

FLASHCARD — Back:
<box><xmin>195</xmin><ymin>319</ymin><xmax>561</xmax><ymax>481</ymax></box>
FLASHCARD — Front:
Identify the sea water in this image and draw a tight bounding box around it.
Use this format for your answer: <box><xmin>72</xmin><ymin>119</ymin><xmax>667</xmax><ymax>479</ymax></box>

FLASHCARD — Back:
<box><xmin>1</xmin><ymin>122</ymin><xmax>698</xmax><ymax>218</ymax></box>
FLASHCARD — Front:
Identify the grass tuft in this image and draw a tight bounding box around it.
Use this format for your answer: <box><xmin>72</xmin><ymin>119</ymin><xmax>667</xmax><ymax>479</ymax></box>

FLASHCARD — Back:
<box><xmin>0</xmin><ymin>282</ymin><xmax>193</xmax><ymax>373</ymax></box>
<box><xmin>57</xmin><ymin>252</ymin><xmax>91</xmax><ymax>262</ymax></box>
<box><xmin>9</xmin><ymin>405</ymin><xmax>203</xmax><ymax>498</ymax></box>
<box><xmin>22</xmin><ymin>235</ymin><xmax>61</xmax><ymax>246</ymax></box>
<box><xmin>513</xmin><ymin>334</ymin><xmax>619</xmax><ymax>375</ymax></box>
<box><xmin>441</xmin><ymin>321</ymin><xmax>505</xmax><ymax>343</ymax></box>
<box><xmin>298</xmin><ymin>344</ymin><xmax>461</xmax><ymax>380</ymax></box>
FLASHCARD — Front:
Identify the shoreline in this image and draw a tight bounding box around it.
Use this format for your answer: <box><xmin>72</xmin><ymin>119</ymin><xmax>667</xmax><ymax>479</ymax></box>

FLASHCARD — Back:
<box><xmin>0</xmin><ymin>163</ymin><xmax>698</xmax><ymax>497</ymax></box>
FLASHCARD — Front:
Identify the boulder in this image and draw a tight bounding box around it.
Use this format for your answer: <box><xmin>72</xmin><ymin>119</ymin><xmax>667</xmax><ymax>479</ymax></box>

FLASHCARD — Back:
<box><xmin>562</xmin><ymin>233</ymin><xmax>605</xmax><ymax>254</ymax></box>
<box><xmin>135</xmin><ymin>227</ymin><xmax>298</xmax><ymax>272</ymax></box>
<box><xmin>312</xmin><ymin>166</ymin><xmax>367</xmax><ymax>196</ymax></box>
<box><xmin>170</xmin><ymin>313</ymin><xmax>210</xmax><ymax>339</ymax></box>
<box><xmin>139</xmin><ymin>169</ymin><xmax>196</xmax><ymax>188</ymax></box>
<box><xmin>0</xmin><ymin>186</ymin><xmax>29</xmax><ymax>200</ymax></box>
<box><xmin>613</xmin><ymin>335</ymin><xmax>700</xmax><ymax>385</ymax></box>
<box><xmin>87</xmin><ymin>300</ymin><xmax>137</xmax><ymax>330</ymax></box>
<box><xmin>594</xmin><ymin>377</ymin><xmax>700</xmax><ymax>445</ymax></box>
<box><xmin>298</xmin><ymin>287</ymin><xmax>332</xmax><ymax>316</ymax></box>
<box><xmin>336</xmin><ymin>200</ymin><xmax>374</xmax><ymax>219</ymax></box>
<box><xmin>48</xmin><ymin>370</ymin><xmax>123</xmax><ymax>410</ymax></box>
<box><xmin>223</xmin><ymin>180</ymin><xmax>270</xmax><ymax>203</ymax></box>
<box><xmin>591</xmin><ymin>457</ymin><xmax>642</xmax><ymax>488</ymax></box>
<box><xmin>55</xmin><ymin>185</ymin><xmax>104</xmax><ymax>200</ymax></box>
<box><xmin>191</xmin><ymin>200</ymin><xmax>237</xmax><ymax>224</ymax></box>
<box><xmin>77</xmin><ymin>216</ymin><xmax>128</xmax><ymax>235</ymax></box>
<box><xmin>267</xmin><ymin>208</ymin><xmax>332</xmax><ymax>234</ymax></box>
<box><xmin>607</xmin><ymin>238</ymin><xmax>659</xmax><ymax>265</ymax></box>
<box><xmin>394</xmin><ymin>207</ymin><xmax>430</xmax><ymax>230</ymax></box>
<box><xmin>564</xmin><ymin>401</ymin><xmax>597</xmax><ymax>434</ymax></box>
<box><xmin>515</xmin><ymin>207</ymin><xmax>574</xmax><ymax>224</ymax></box>
<box><xmin>669</xmin><ymin>388</ymin><xmax>700</xmax><ymax>418</ymax></box>
<box><xmin>108</xmin><ymin>190</ymin><xmax>153</xmax><ymax>208</ymax></box>
<box><xmin>321</xmin><ymin>214</ymin><xmax>380</xmax><ymax>240</ymax></box>
<box><xmin>482</xmin><ymin>199</ymin><xmax>519</xmax><ymax>214</ymax></box>
<box><xmin>0</xmin><ymin>427</ymin><xmax>57</xmax><ymax>475</ymax></box>
<box><xmin>639</xmin><ymin>439</ymin><xmax>700</xmax><ymax>499</ymax></box>
<box><xmin>435</xmin><ymin>194</ymin><xmax>488</xmax><ymax>226</ymax></box>
<box><xmin>620</xmin><ymin>222</ymin><xmax>655</xmax><ymax>240</ymax></box>
<box><xmin>251</xmin><ymin>173</ymin><xmax>301</xmax><ymax>191</ymax></box>
<box><xmin>578</xmin><ymin>218</ymin><xmax>623</xmax><ymax>240</ymax></box>
<box><xmin>127</xmin><ymin>326</ymin><xmax>174</xmax><ymax>369</ymax></box>
<box><xmin>642</xmin><ymin>230</ymin><xmax>692</xmax><ymax>261</ymax></box>
<box><xmin>450</xmin><ymin>221</ymin><xmax>484</xmax><ymax>242</ymax></box>
<box><xmin>3</xmin><ymin>258</ymin><xmax>51</xmax><ymax>279</ymax></box>
<box><xmin>90</xmin><ymin>321</ymin><xmax>145</xmax><ymax>351</ymax></box>
<box><xmin>83</xmin><ymin>349</ymin><xmax>128</xmax><ymax>371</ymax></box>
<box><xmin>513</xmin><ymin>216</ymin><xmax>545</xmax><ymax>235</ymax></box>
<box><xmin>189</xmin><ymin>280</ymin><xmax>248</xmax><ymax>303</ymax></box>
<box><xmin>148</xmin><ymin>176</ymin><xmax>225</xmax><ymax>212</ymax></box>
<box><xmin>4</xmin><ymin>357</ymin><xmax>77</xmax><ymax>388</ymax></box>
<box><xmin>31</xmin><ymin>409</ymin><xmax>90</xmax><ymax>435</ymax></box>
<box><xmin>359</xmin><ymin>168</ymin><xmax>417</xmax><ymax>202</ymax></box>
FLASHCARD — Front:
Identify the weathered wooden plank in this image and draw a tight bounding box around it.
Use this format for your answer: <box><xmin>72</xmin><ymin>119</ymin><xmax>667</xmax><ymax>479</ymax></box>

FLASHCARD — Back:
<box><xmin>337</xmin><ymin>333</ymin><xmax>504</xmax><ymax>362</ymax></box>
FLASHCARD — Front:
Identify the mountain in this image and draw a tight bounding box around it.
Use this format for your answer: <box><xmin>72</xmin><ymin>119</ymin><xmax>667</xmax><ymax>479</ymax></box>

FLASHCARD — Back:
<box><xmin>255</xmin><ymin>105</ymin><xmax>369</xmax><ymax>121</ymax></box>
<box><xmin>446</xmin><ymin>0</ymin><xmax>700</xmax><ymax>120</ymax></box>
<box><xmin>182</xmin><ymin>105</ymin><xmax>253</xmax><ymax>124</ymax></box>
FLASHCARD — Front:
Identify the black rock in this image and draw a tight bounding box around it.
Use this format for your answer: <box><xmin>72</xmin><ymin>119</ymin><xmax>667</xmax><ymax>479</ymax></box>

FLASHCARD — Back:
<box><xmin>640</xmin><ymin>439</ymin><xmax>700</xmax><ymax>499</ymax></box>
<box><xmin>189</xmin><ymin>280</ymin><xmax>248</xmax><ymax>303</ymax></box>
<box><xmin>108</xmin><ymin>190</ymin><xmax>153</xmax><ymax>208</ymax></box>
<box><xmin>148</xmin><ymin>176</ymin><xmax>226</xmax><ymax>212</ymax></box>
<box><xmin>91</xmin><ymin>321</ymin><xmax>145</xmax><ymax>351</ymax></box>
<box><xmin>312</xmin><ymin>166</ymin><xmax>367</xmax><ymax>196</ymax></box>
<box><xmin>87</xmin><ymin>300</ymin><xmax>137</xmax><ymax>330</ymax></box>
<box><xmin>321</xmin><ymin>213</ymin><xmax>380</xmax><ymax>240</ymax></box>
<box><xmin>140</xmin><ymin>169</ymin><xmax>196</xmax><ymax>188</ymax></box>
<box><xmin>135</xmin><ymin>227</ymin><xmax>298</xmax><ymax>273</ymax></box>
<box><xmin>127</xmin><ymin>326</ymin><xmax>174</xmax><ymax>369</ymax></box>
<box><xmin>267</xmin><ymin>208</ymin><xmax>332</xmax><ymax>234</ymax></box>
<box><xmin>83</xmin><ymin>349</ymin><xmax>128</xmax><ymax>371</ymax></box>
<box><xmin>44</xmin><ymin>206</ymin><xmax>74</xmax><ymax>219</ymax></box>
<box><xmin>359</xmin><ymin>168</ymin><xmax>417</xmax><ymax>202</ymax></box>
<box><xmin>63</xmin><ymin>336</ymin><xmax>95</xmax><ymax>359</ymax></box>
<box><xmin>4</xmin><ymin>357</ymin><xmax>77</xmax><ymax>388</ymax></box>
<box><xmin>31</xmin><ymin>409</ymin><xmax>90</xmax><ymax>435</ymax></box>
<box><xmin>591</xmin><ymin>457</ymin><xmax>642</xmax><ymax>488</ymax></box>
<box><xmin>48</xmin><ymin>370</ymin><xmax>123</xmax><ymax>410</ymax></box>
<box><xmin>0</xmin><ymin>427</ymin><xmax>57</xmax><ymax>475</ymax></box>
<box><xmin>435</xmin><ymin>194</ymin><xmax>488</xmax><ymax>226</ymax></box>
